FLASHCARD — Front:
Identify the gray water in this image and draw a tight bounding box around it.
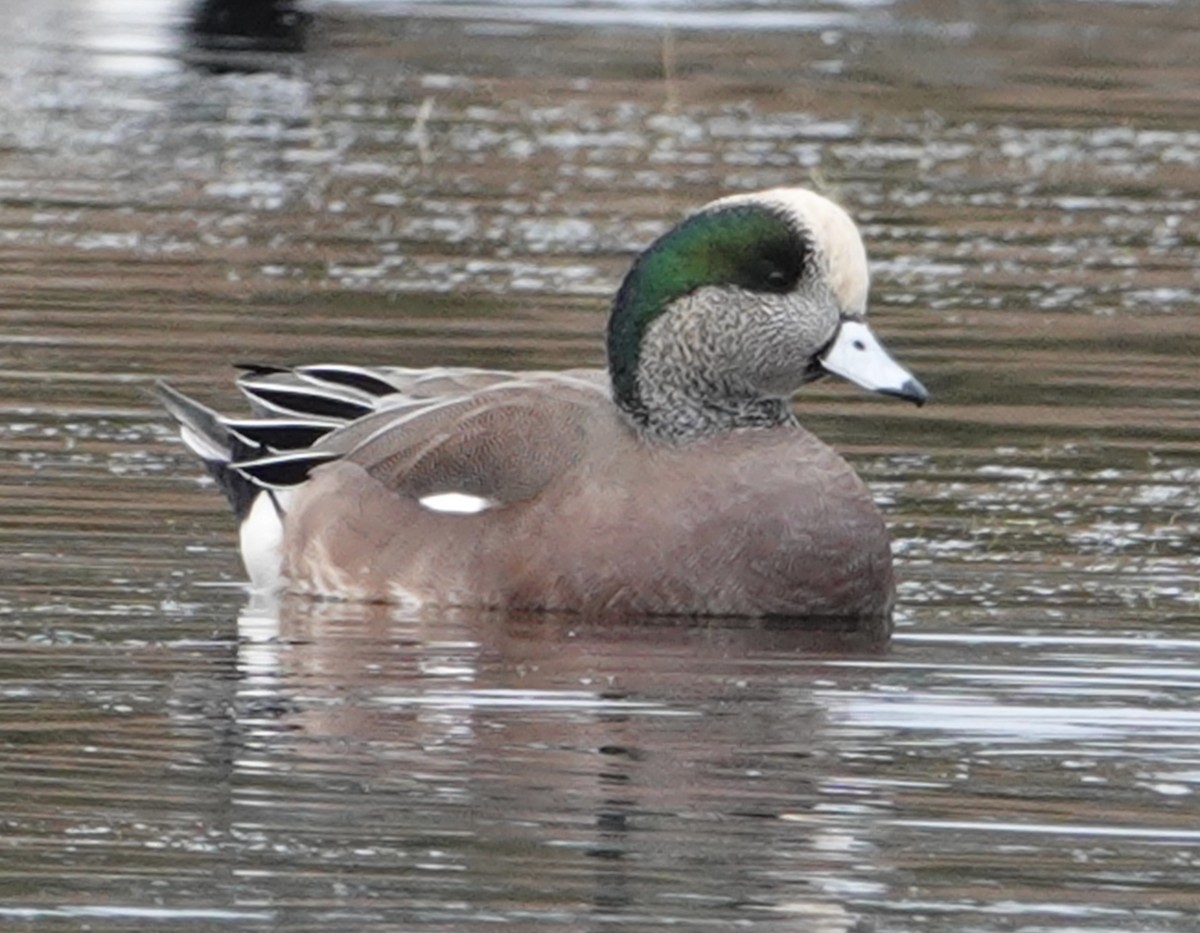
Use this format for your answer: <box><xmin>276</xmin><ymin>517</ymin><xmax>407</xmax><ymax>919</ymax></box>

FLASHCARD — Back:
<box><xmin>3</xmin><ymin>0</ymin><xmax>1200</xmax><ymax>930</ymax></box>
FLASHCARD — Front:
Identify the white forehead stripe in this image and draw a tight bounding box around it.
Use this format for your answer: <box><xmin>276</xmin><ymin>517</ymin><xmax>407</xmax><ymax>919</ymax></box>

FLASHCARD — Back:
<box><xmin>706</xmin><ymin>187</ymin><xmax>870</xmax><ymax>315</ymax></box>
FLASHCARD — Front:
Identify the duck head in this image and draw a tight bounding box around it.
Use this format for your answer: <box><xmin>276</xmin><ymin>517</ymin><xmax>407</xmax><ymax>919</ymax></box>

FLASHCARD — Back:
<box><xmin>607</xmin><ymin>187</ymin><xmax>927</xmax><ymax>441</ymax></box>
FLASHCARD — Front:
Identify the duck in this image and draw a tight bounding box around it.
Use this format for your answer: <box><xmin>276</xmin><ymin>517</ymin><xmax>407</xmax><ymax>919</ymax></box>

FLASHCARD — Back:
<box><xmin>158</xmin><ymin>187</ymin><xmax>927</xmax><ymax>620</ymax></box>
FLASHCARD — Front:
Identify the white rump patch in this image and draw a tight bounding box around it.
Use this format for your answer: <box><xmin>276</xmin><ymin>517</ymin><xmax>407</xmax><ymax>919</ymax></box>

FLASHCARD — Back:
<box><xmin>239</xmin><ymin>490</ymin><xmax>291</xmax><ymax>591</ymax></box>
<box><xmin>418</xmin><ymin>492</ymin><xmax>497</xmax><ymax>514</ymax></box>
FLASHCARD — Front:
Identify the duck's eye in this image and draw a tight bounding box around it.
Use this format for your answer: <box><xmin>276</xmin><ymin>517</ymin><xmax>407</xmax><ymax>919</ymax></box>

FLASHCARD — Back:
<box><xmin>732</xmin><ymin>232</ymin><xmax>804</xmax><ymax>293</ymax></box>
<box><xmin>764</xmin><ymin>268</ymin><xmax>791</xmax><ymax>292</ymax></box>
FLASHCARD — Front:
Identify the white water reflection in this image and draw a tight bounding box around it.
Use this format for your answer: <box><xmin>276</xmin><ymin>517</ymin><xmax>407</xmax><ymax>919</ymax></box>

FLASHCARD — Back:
<box><xmin>325</xmin><ymin>0</ymin><xmax>882</xmax><ymax>30</ymax></box>
<box><xmin>80</xmin><ymin>0</ymin><xmax>190</xmax><ymax>74</ymax></box>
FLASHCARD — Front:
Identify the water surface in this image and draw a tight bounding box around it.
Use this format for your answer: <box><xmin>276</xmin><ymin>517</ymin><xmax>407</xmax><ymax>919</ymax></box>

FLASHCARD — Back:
<box><xmin>2</xmin><ymin>0</ymin><xmax>1200</xmax><ymax>930</ymax></box>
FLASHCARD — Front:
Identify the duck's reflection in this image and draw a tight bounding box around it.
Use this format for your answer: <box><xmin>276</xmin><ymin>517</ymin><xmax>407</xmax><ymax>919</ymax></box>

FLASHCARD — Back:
<box><xmin>224</xmin><ymin>595</ymin><xmax>891</xmax><ymax>930</ymax></box>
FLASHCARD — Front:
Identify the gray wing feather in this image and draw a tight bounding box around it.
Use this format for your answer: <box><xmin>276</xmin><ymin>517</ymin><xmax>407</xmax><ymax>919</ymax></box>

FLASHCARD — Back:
<box><xmin>331</xmin><ymin>374</ymin><xmax>609</xmax><ymax>505</ymax></box>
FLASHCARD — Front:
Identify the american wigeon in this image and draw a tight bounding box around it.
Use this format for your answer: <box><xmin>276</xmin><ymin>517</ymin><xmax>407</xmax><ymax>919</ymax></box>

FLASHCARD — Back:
<box><xmin>159</xmin><ymin>187</ymin><xmax>926</xmax><ymax>619</ymax></box>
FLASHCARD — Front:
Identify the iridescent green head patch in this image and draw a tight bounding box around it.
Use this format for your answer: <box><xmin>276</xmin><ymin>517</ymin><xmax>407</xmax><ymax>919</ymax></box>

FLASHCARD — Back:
<box><xmin>607</xmin><ymin>202</ymin><xmax>810</xmax><ymax>415</ymax></box>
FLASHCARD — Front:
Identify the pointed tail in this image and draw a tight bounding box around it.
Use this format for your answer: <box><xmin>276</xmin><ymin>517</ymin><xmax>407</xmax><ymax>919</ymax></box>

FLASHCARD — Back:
<box><xmin>155</xmin><ymin>381</ymin><xmax>262</xmax><ymax>520</ymax></box>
